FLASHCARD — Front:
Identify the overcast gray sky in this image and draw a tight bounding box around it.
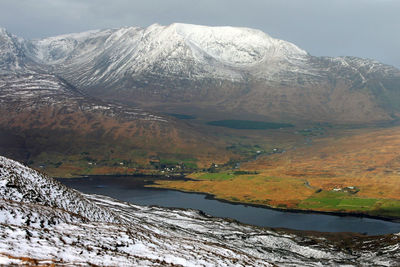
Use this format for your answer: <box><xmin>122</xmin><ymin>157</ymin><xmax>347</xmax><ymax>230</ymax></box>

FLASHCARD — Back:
<box><xmin>0</xmin><ymin>0</ymin><xmax>399</xmax><ymax>68</ymax></box>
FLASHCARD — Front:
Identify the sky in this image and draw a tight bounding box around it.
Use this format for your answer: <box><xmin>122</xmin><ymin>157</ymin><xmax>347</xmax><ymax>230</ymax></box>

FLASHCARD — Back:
<box><xmin>0</xmin><ymin>0</ymin><xmax>399</xmax><ymax>68</ymax></box>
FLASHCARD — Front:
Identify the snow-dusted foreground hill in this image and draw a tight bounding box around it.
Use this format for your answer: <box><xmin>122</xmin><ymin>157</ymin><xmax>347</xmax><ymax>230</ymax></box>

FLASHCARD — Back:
<box><xmin>0</xmin><ymin>156</ymin><xmax>399</xmax><ymax>266</ymax></box>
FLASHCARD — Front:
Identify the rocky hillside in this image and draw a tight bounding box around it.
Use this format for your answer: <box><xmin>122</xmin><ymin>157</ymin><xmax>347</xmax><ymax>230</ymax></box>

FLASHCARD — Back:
<box><xmin>20</xmin><ymin>23</ymin><xmax>400</xmax><ymax>123</ymax></box>
<box><xmin>0</xmin><ymin>155</ymin><xmax>399</xmax><ymax>266</ymax></box>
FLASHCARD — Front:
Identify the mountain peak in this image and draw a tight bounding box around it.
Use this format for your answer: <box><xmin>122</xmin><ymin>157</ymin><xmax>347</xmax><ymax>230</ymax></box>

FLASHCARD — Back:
<box><xmin>0</xmin><ymin>27</ymin><xmax>28</xmax><ymax>72</ymax></box>
<box><xmin>0</xmin><ymin>27</ymin><xmax>13</xmax><ymax>41</ymax></box>
<box><xmin>0</xmin><ymin>27</ymin><xmax>22</xmax><ymax>43</ymax></box>
<box><xmin>23</xmin><ymin>23</ymin><xmax>308</xmax><ymax>72</ymax></box>
<box><xmin>155</xmin><ymin>23</ymin><xmax>308</xmax><ymax>65</ymax></box>
<box><xmin>135</xmin><ymin>23</ymin><xmax>305</xmax><ymax>70</ymax></box>
<box><xmin>0</xmin><ymin>27</ymin><xmax>8</xmax><ymax>35</ymax></box>
<box><xmin>169</xmin><ymin>22</ymin><xmax>270</xmax><ymax>37</ymax></box>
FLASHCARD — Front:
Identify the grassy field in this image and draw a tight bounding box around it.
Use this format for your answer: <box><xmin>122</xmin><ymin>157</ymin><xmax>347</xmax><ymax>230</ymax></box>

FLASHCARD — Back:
<box><xmin>153</xmin><ymin>173</ymin><xmax>400</xmax><ymax>218</ymax></box>
<box><xmin>298</xmin><ymin>192</ymin><xmax>400</xmax><ymax>217</ymax></box>
<box><xmin>152</xmin><ymin>126</ymin><xmax>400</xmax><ymax>219</ymax></box>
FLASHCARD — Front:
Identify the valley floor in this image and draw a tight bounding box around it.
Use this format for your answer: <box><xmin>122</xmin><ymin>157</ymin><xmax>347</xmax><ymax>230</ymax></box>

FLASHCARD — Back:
<box><xmin>151</xmin><ymin>125</ymin><xmax>400</xmax><ymax>220</ymax></box>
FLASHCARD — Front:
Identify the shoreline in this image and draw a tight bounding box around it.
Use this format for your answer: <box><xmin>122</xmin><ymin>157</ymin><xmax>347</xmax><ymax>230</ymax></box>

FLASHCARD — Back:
<box><xmin>57</xmin><ymin>173</ymin><xmax>400</xmax><ymax>224</ymax></box>
<box><xmin>148</xmin><ymin>185</ymin><xmax>400</xmax><ymax>224</ymax></box>
<box><xmin>56</xmin><ymin>172</ymin><xmax>190</xmax><ymax>180</ymax></box>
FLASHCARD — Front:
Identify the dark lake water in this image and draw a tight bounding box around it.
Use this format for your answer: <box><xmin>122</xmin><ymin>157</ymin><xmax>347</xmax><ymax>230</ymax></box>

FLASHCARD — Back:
<box><xmin>57</xmin><ymin>175</ymin><xmax>400</xmax><ymax>235</ymax></box>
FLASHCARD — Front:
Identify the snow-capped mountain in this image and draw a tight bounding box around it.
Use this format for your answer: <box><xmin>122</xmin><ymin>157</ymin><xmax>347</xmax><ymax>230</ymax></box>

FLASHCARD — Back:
<box><xmin>17</xmin><ymin>23</ymin><xmax>400</xmax><ymax>123</ymax></box>
<box><xmin>2</xmin><ymin>23</ymin><xmax>400</xmax><ymax>123</ymax></box>
<box><xmin>1</xmin><ymin>155</ymin><xmax>399</xmax><ymax>266</ymax></box>
<box><xmin>26</xmin><ymin>23</ymin><xmax>308</xmax><ymax>84</ymax></box>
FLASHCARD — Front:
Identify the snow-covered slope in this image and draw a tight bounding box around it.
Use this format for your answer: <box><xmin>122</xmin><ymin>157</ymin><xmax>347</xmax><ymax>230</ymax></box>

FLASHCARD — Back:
<box><xmin>29</xmin><ymin>29</ymin><xmax>114</xmax><ymax>64</ymax></box>
<box><xmin>28</xmin><ymin>22</ymin><xmax>398</xmax><ymax>89</ymax></box>
<box><xmin>31</xmin><ymin>23</ymin><xmax>307</xmax><ymax>67</ymax></box>
<box><xmin>25</xmin><ymin>23</ymin><xmax>308</xmax><ymax>87</ymax></box>
<box><xmin>0</xmin><ymin>27</ymin><xmax>166</xmax><ymax>121</ymax></box>
<box><xmin>171</xmin><ymin>23</ymin><xmax>307</xmax><ymax>65</ymax></box>
<box><xmin>0</xmin><ymin>156</ymin><xmax>119</xmax><ymax>223</ymax></box>
<box><xmin>0</xmin><ymin>155</ymin><xmax>399</xmax><ymax>266</ymax></box>
<box><xmin>0</xmin><ymin>71</ymin><xmax>166</xmax><ymax>123</ymax></box>
<box><xmin>0</xmin><ymin>27</ymin><xmax>31</xmax><ymax>73</ymax></box>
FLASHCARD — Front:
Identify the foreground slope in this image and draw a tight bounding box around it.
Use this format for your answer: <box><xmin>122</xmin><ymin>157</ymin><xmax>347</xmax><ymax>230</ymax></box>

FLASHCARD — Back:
<box><xmin>24</xmin><ymin>23</ymin><xmax>400</xmax><ymax>123</ymax></box>
<box><xmin>0</xmin><ymin>155</ymin><xmax>400</xmax><ymax>266</ymax></box>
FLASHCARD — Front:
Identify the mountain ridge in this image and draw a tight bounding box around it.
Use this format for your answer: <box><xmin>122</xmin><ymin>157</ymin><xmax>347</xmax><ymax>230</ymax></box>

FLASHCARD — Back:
<box><xmin>7</xmin><ymin>22</ymin><xmax>399</xmax><ymax>124</ymax></box>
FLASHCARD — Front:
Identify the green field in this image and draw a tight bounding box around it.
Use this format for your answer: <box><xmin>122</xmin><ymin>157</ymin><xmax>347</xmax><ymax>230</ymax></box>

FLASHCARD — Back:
<box><xmin>298</xmin><ymin>191</ymin><xmax>400</xmax><ymax>217</ymax></box>
<box><xmin>299</xmin><ymin>194</ymin><xmax>376</xmax><ymax>211</ymax></box>
<box><xmin>207</xmin><ymin>120</ymin><xmax>294</xmax><ymax>130</ymax></box>
<box><xmin>197</xmin><ymin>172</ymin><xmax>235</xmax><ymax>180</ymax></box>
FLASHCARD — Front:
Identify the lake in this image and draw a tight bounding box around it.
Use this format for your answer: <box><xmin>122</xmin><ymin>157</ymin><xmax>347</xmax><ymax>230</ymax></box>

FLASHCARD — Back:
<box><xmin>57</xmin><ymin>175</ymin><xmax>400</xmax><ymax>235</ymax></box>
